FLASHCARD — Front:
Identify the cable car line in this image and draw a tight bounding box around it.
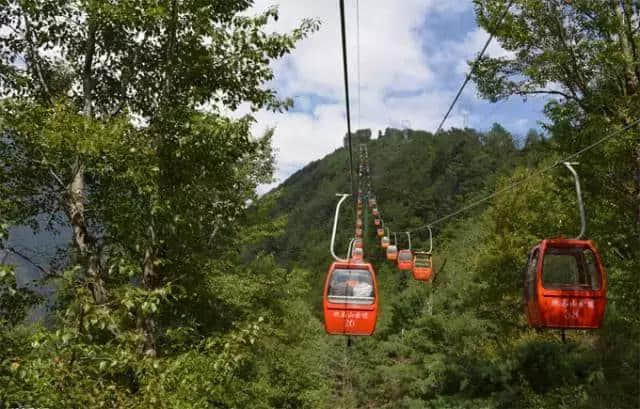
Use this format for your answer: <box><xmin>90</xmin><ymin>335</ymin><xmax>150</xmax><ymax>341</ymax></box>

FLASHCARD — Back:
<box><xmin>435</xmin><ymin>0</ymin><xmax>515</xmax><ymax>134</ymax></box>
<box><xmin>356</xmin><ymin>0</ymin><xmax>361</xmax><ymax>131</ymax></box>
<box><xmin>364</xmin><ymin>140</ymin><xmax>437</xmax><ymax>282</ymax></box>
<box><xmin>339</xmin><ymin>0</ymin><xmax>356</xmax><ymax>204</ymax></box>
<box><xmin>324</xmin><ymin>1</ymin><xmax>631</xmax><ymax>343</ymax></box>
<box><xmin>323</xmin><ymin>144</ymin><xmax>378</xmax><ymax>337</ymax></box>
<box><xmin>364</xmin><ymin>118</ymin><xmax>639</xmax><ymax>290</ymax></box>
<box><xmin>409</xmin><ymin>117</ymin><xmax>640</xmax><ymax>232</ymax></box>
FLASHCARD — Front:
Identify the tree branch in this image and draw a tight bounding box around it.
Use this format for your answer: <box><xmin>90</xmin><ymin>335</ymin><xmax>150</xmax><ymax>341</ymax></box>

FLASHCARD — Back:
<box><xmin>550</xmin><ymin>1</ymin><xmax>591</xmax><ymax>97</ymax></box>
<box><xmin>49</xmin><ymin>168</ymin><xmax>65</xmax><ymax>188</ymax></box>
<box><xmin>519</xmin><ymin>89</ymin><xmax>590</xmax><ymax>112</ymax></box>
<box><xmin>162</xmin><ymin>0</ymin><xmax>179</xmax><ymax>103</ymax></box>
<box><xmin>5</xmin><ymin>246</ymin><xmax>56</xmax><ymax>278</ymax></box>
<box><xmin>22</xmin><ymin>15</ymin><xmax>52</xmax><ymax>103</ymax></box>
<box><xmin>621</xmin><ymin>0</ymin><xmax>640</xmax><ymax>87</ymax></box>
<box><xmin>519</xmin><ymin>89</ymin><xmax>579</xmax><ymax>100</ymax></box>
<box><xmin>109</xmin><ymin>33</ymin><xmax>148</xmax><ymax>118</ymax></box>
<box><xmin>83</xmin><ymin>20</ymin><xmax>97</xmax><ymax>116</ymax></box>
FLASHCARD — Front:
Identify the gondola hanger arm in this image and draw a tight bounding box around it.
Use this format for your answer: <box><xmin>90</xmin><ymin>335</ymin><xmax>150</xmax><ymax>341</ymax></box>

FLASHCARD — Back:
<box><xmin>330</xmin><ymin>193</ymin><xmax>351</xmax><ymax>262</ymax></box>
<box><xmin>562</xmin><ymin>162</ymin><xmax>586</xmax><ymax>240</ymax></box>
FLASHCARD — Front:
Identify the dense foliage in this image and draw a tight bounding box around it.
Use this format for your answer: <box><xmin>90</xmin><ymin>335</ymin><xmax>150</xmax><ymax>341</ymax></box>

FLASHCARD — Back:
<box><xmin>0</xmin><ymin>1</ymin><xmax>327</xmax><ymax>407</ymax></box>
<box><xmin>260</xmin><ymin>121</ymin><xmax>638</xmax><ymax>408</ymax></box>
<box><xmin>1</xmin><ymin>0</ymin><xmax>638</xmax><ymax>408</ymax></box>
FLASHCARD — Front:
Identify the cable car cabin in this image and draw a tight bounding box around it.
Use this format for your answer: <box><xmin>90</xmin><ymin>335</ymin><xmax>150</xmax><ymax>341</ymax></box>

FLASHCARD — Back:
<box><xmin>354</xmin><ymin>239</ymin><xmax>363</xmax><ymax>249</ymax></box>
<box><xmin>357</xmin><ymin>209</ymin><xmax>363</xmax><ymax>217</ymax></box>
<box><xmin>524</xmin><ymin>239</ymin><xmax>607</xmax><ymax>329</ymax></box>
<box><xmin>386</xmin><ymin>245</ymin><xmax>398</xmax><ymax>261</ymax></box>
<box><xmin>323</xmin><ymin>261</ymin><xmax>378</xmax><ymax>336</ymax></box>
<box><xmin>355</xmin><ymin>228</ymin><xmax>363</xmax><ymax>237</ymax></box>
<box><xmin>377</xmin><ymin>228</ymin><xmax>385</xmax><ymax>238</ymax></box>
<box><xmin>372</xmin><ymin>208</ymin><xmax>379</xmax><ymax>217</ymax></box>
<box><xmin>374</xmin><ymin>218</ymin><xmax>381</xmax><ymax>227</ymax></box>
<box><xmin>356</xmin><ymin>219</ymin><xmax>363</xmax><ymax>228</ymax></box>
<box><xmin>381</xmin><ymin>236</ymin><xmax>390</xmax><ymax>249</ymax></box>
<box><xmin>369</xmin><ymin>198</ymin><xmax>376</xmax><ymax>208</ymax></box>
<box><xmin>351</xmin><ymin>247</ymin><xmax>364</xmax><ymax>261</ymax></box>
<box><xmin>412</xmin><ymin>252</ymin><xmax>433</xmax><ymax>281</ymax></box>
<box><xmin>397</xmin><ymin>250</ymin><xmax>413</xmax><ymax>271</ymax></box>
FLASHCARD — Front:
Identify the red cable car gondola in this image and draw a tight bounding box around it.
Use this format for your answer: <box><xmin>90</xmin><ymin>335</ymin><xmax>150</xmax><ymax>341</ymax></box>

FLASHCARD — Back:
<box><xmin>412</xmin><ymin>227</ymin><xmax>434</xmax><ymax>281</ymax></box>
<box><xmin>381</xmin><ymin>227</ymin><xmax>390</xmax><ymax>249</ymax></box>
<box><xmin>525</xmin><ymin>239</ymin><xmax>606</xmax><ymax>329</ymax></box>
<box><xmin>324</xmin><ymin>194</ymin><xmax>379</xmax><ymax>336</ymax></box>
<box><xmin>386</xmin><ymin>245</ymin><xmax>398</xmax><ymax>261</ymax></box>
<box><xmin>397</xmin><ymin>250</ymin><xmax>412</xmax><ymax>270</ymax></box>
<box><xmin>524</xmin><ymin>163</ymin><xmax>607</xmax><ymax>329</ymax></box>
<box><xmin>397</xmin><ymin>232</ymin><xmax>413</xmax><ymax>270</ymax></box>
<box><xmin>374</xmin><ymin>218</ymin><xmax>381</xmax><ymax>227</ymax></box>
<box><xmin>351</xmin><ymin>247</ymin><xmax>364</xmax><ymax>261</ymax></box>
<box><xmin>324</xmin><ymin>261</ymin><xmax>377</xmax><ymax>335</ymax></box>
<box><xmin>413</xmin><ymin>252</ymin><xmax>433</xmax><ymax>281</ymax></box>
<box><xmin>386</xmin><ymin>233</ymin><xmax>398</xmax><ymax>261</ymax></box>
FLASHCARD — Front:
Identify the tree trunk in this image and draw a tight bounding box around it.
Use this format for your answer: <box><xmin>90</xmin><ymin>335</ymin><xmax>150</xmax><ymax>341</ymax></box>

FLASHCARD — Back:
<box><xmin>134</xmin><ymin>0</ymin><xmax>179</xmax><ymax>358</ymax></box>
<box><xmin>636</xmin><ymin>133</ymin><xmax>640</xmax><ymax>243</ymax></box>
<box><xmin>68</xmin><ymin>19</ymin><xmax>108</xmax><ymax>304</ymax></box>
<box><xmin>83</xmin><ymin>21</ymin><xmax>96</xmax><ymax>116</ymax></box>
<box><xmin>68</xmin><ymin>163</ymin><xmax>108</xmax><ymax>303</ymax></box>
<box><xmin>611</xmin><ymin>0</ymin><xmax>639</xmax><ymax>94</ymax></box>
<box><xmin>138</xmin><ymin>246</ymin><xmax>157</xmax><ymax>357</ymax></box>
<box><xmin>620</xmin><ymin>0</ymin><xmax>640</xmax><ymax>86</ymax></box>
<box><xmin>610</xmin><ymin>1</ymin><xmax>640</xmax><ymax>241</ymax></box>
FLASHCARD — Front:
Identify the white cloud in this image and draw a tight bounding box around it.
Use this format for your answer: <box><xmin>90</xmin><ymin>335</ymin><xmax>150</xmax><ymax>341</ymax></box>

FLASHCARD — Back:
<box><xmin>245</xmin><ymin>1</ymin><xmax>540</xmax><ymax>192</ymax></box>
<box><xmin>253</xmin><ymin>1</ymin><xmax>474</xmax><ymax>98</ymax></box>
<box><xmin>254</xmin><ymin>103</ymin><xmax>345</xmax><ymax>168</ymax></box>
<box><xmin>429</xmin><ymin>26</ymin><xmax>516</xmax><ymax>76</ymax></box>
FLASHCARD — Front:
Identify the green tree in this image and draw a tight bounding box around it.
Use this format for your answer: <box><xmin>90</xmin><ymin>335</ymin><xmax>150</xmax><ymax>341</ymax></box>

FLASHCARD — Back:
<box><xmin>0</xmin><ymin>0</ymin><xmax>321</xmax><ymax>406</ymax></box>
<box><xmin>0</xmin><ymin>0</ymin><xmax>316</xmax><ymax>353</ymax></box>
<box><xmin>472</xmin><ymin>0</ymin><xmax>640</xmax><ymax>325</ymax></box>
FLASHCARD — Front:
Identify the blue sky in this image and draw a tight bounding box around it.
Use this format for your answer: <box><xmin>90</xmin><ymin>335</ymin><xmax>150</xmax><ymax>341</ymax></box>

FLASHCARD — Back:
<box><xmin>247</xmin><ymin>1</ymin><xmax>551</xmax><ymax>192</ymax></box>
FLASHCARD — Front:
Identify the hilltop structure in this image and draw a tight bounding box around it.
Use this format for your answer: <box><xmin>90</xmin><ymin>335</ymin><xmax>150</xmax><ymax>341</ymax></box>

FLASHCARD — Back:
<box><xmin>343</xmin><ymin>129</ymin><xmax>372</xmax><ymax>148</ymax></box>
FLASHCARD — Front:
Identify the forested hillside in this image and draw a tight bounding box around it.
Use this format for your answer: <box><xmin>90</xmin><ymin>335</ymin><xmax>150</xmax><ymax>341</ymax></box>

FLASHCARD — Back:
<box><xmin>1</xmin><ymin>0</ymin><xmax>638</xmax><ymax>408</ymax></box>
<box><xmin>257</xmin><ymin>123</ymin><xmax>639</xmax><ymax>408</ymax></box>
<box><xmin>261</xmin><ymin>125</ymin><xmax>531</xmax><ymax>269</ymax></box>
